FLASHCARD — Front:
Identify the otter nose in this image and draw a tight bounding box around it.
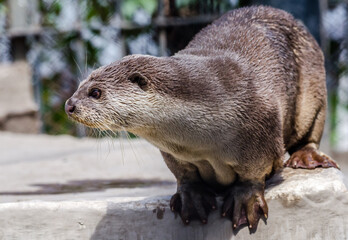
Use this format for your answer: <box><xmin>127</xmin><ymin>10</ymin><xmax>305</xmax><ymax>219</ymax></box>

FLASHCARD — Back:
<box><xmin>65</xmin><ymin>99</ymin><xmax>76</xmax><ymax>115</ymax></box>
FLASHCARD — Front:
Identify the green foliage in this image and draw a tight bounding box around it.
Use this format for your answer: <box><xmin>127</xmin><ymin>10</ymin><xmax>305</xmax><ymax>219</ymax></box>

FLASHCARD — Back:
<box><xmin>121</xmin><ymin>0</ymin><xmax>157</xmax><ymax>20</ymax></box>
<box><xmin>41</xmin><ymin>73</ymin><xmax>78</xmax><ymax>135</ymax></box>
<box><xmin>39</xmin><ymin>0</ymin><xmax>62</xmax><ymax>26</ymax></box>
<box><xmin>174</xmin><ymin>0</ymin><xmax>233</xmax><ymax>16</ymax></box>
<box><xmin>0</xmin><ymin>2</ymin><xmax>5</xmax><ymax>10</ymax></box>
<box><xmin>36</xmin><ymin>0</ymin><xmax>109</xmax><ymax>135</ymax></box>
<box><xmin>85</xmin><ymin>0</ymin><xmax>117</xmax><ymax>23</ymax></box>
<box><xmin>326</xmin><ymin>32</ymin><xmax>348</xmax><ymax>147</ymax></box>
<box><xmin>329</xmin><ymin>92</ymin><xmax>339</xmax><ymax>146</ymax></box>
<box><xmin>175</xmin><ymin>0</ymin><xmax>197</xmax><ymax>8</ymax></box>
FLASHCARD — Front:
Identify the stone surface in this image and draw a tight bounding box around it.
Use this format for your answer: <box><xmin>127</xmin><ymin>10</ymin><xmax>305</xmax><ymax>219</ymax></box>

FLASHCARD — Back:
<box><xmin>0</xmin><ymin>62</ymin><xmax>39</xmax><ymax>133</ymax></box>
<box><xmin>0</xmin><ymin>132</ymin><xmax>347</xmax><ymax>239</ymax></box>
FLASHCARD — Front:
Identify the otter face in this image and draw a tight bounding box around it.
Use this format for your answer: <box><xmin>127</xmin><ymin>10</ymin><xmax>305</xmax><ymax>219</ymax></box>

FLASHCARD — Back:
<box><xmin>65</xmin><ymin>56</ymin><xmax>165</xmax><ymax>132</ymax></box>
<box><xmin>65</xmin><ymin>75</ymin><xmax>113</xmax><ymax>130</ymax></box>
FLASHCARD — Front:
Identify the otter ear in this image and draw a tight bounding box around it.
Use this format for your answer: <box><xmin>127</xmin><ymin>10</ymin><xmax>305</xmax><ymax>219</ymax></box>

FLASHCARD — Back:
<box><xmin>128</xmin><ymin>72</ymin><xmax>149</xmax><ymax>91</ymax></box>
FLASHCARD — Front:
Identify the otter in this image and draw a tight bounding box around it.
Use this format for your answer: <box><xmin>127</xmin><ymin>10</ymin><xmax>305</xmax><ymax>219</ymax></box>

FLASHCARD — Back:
<box><xmin>65</xmin><ymin>6</ymin><xmax>339</xmax><ymax>230</ymax></box>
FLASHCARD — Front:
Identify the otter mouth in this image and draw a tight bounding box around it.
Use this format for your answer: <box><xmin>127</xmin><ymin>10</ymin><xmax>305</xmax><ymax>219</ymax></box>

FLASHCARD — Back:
<box><xmin>65</xmin><ymin>102</ymin><xmax>126</xmax><ymax>131</ymax></box>
<box><xmin>68</xmin><ymin>115</ymin><xmax>95</xmax><ymax>128</ymax></box>
<box><xmin>68</xmin><ymin>114</ymin><xmax>122</xmax><ymax>132</ymax></box>
<box><xmin>67</xmin><ymin>114</ymin><xmax>99</xmax><ymax>129</ymax></box>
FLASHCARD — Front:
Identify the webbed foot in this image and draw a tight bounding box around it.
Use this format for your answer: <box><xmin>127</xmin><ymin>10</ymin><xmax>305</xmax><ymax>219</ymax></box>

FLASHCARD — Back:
<box><xmin>170</xmin><ymin>183</ymin><xmax>217</xmax><ymax>225</ymax></box>
<box><xmin>222</xmin><ymin>181</ymin><xmax>268</xmax><ymax>230</ymax></box>
<box><xmin>285</xmin><ymin>146</ymin><xmax>339</xmax><ymax>169</ymax></box>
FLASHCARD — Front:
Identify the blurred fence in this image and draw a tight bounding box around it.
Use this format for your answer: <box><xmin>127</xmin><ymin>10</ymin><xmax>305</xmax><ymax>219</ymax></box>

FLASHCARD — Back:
<box><xmin>322</xmin><ymin>1</ymin><xmax>348</xmax><ymax>151</ymax></box>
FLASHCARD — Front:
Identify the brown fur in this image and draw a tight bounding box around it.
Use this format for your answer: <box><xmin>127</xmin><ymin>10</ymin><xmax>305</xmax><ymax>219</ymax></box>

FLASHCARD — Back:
<box><xmin>66</xmin><ymin>6</ymin><xmax>331</xmax><ymax>227</ymax></box>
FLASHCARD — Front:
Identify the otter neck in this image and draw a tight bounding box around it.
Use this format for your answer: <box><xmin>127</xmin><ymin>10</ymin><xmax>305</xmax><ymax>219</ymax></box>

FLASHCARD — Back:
<box><xmin>128</xmin><ymin>55</ymin><xmax>241</xmax><ymax>155</ymax></box>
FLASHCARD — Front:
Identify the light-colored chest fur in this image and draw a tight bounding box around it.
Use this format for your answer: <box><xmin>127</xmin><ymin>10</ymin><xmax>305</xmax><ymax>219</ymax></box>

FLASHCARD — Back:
<box><xmin>144</xmin><ymin>134</ymin><xmax>237</xmax><ymax>186</ymax></box>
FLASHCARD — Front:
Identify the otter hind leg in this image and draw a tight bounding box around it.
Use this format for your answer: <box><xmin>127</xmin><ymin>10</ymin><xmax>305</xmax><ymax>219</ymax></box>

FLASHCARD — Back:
<box><xmin>170</xmin><ymin>182</ymin><xmax>217</xmax><ymax>225</ymax></box>
<box><xmin>285</xmin><ymin>106</ymin><xmax>340</xmax><ymax>169</ymax></box>
<box><xmin>222</xmin><ymin>179</ymin><xmax>268</xmax><ymax>231</ymax></box>
<box><xmin>221</xmin><ymin>153</ymin><xmax>278</xmax><ymax>231</ymax></box>
<box><xmin>161</xmin><ymin>152</ymin><xmax>217</xmax><ymax>225</ymax></box>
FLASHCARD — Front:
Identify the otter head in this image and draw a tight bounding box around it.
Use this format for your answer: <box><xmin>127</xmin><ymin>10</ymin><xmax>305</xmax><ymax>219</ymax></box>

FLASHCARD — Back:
<box><xmin>65</xmin><ymin>54</ymin><xmax>172</xmax><ymax>133</ymax></box>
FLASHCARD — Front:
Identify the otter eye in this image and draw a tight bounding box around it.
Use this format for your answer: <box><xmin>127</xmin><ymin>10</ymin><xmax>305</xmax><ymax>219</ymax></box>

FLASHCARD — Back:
<box><xmin>89</xmin><ymin>88</ymin><xmax>101</xmax><ymax>99</ymax></box>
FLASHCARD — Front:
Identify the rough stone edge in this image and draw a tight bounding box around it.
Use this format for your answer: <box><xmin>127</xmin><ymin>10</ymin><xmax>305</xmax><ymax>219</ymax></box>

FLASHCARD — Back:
<box><xmin>0</xmin><ymin>169</ymin><xmax>347</xmax><ymax>240</ymax></box>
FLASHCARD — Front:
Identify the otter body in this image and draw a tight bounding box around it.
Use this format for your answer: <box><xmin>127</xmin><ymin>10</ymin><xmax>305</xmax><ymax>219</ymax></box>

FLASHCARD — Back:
<box><xmin>66</xmin><ymin>6</ymin><xmax>338</xmax><ymax>229</ymax></box>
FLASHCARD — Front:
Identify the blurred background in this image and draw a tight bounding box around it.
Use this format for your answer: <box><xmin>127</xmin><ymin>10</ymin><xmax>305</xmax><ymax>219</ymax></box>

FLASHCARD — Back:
<box><xmin>0</xmin><ymin>0</ymin><xmax>347</xmax><ymax>155</ymax></box>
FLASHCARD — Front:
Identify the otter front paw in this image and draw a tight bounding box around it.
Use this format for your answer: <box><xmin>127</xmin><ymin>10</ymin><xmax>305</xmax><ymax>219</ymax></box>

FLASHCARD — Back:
<box><xmin>222</xmin><ymin>181</ymin><xmax>268</xmax><ymax>230</ymax></box>
<box><xmin>170</xmin><ymin>183</ymin><xmax>217</xmax><ymax>225</ymax></box>
<box><xmin>285</xmin><ymin>147</ymin><xmax>339</xmax><ymax>169</ymax></box>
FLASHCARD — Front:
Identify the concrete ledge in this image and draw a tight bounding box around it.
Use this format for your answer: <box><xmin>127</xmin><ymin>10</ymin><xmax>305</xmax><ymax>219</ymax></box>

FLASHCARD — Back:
<box><xmin>0</xmin><ymin>133</ymin><xmax>347</xmax><ymax>239</ymax></box>
<box><xmin>0</xmin><ymin>169</ymin><xmax>347</xmax><ymax>240</ymax></box>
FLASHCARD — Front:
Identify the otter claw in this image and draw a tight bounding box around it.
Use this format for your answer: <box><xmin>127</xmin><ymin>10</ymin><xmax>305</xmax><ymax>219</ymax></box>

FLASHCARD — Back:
<box><xmin>285</xmin><ymin>147</ymin><xmax>339</xmax><ymax>169</ymax></box>
<box><xmin>222</xmin><ymin>181</ymin><xmax>267</xmax><ymax>230</ymax></box>
<box><xmin>170</xmin><ymin>183</ymin><xmax>217</xmax><ymax>225</ymax></box>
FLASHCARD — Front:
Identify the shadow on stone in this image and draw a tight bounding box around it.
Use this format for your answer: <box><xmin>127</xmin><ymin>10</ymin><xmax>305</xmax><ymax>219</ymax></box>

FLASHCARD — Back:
<box><xmin>265</xmin><ymin>170</ymin><xmax>284</xmax><ymax>190</ymax></box>
<box><xmin>0</xmin><ymin>179</ymin><xmax>175</xmax><ymax>195</ymax></box>
<box><xmin>90</xmin><ymin>172</ymin><xmax>285</xmax><ymax>240</ymax></box>
<box><xmin>90</xmin><ymin>198</ymin><xmax>236</xmax><ymax>240</ymax></box>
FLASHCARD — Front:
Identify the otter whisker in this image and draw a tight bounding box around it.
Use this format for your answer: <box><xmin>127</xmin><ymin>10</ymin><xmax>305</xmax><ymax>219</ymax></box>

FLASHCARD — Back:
<box><xmin>98</xmin><ymin>123</ymin><xmax>113</xmax><ymax>161</ymax></box>
<box><xmin>84</xmin><ymin>47</ymin><xmax>88</xmax><ymax>78</ymax></box>
<box><xmin>100</xmin><ymin>121</ymin><xmax>123</xmax><ymax>163</ymax></box>
<box><xmin>122</xmin><ymin>127</ymin><xmax>140</xmax><ymax>166</ymax></box>
<box><xmin>93</xmin><ymin>127</ymin><xmax>103</xmax><ymax>162</ymax></box>
<box><xmin>72</xmin><ymin>55</ymin><xmax>83</xmax><ymax>81</ymax></box>
<box><xmin>93</xmin><ymin>128</ymin><xmax>100</xmax><ymax>138</ymax></box>
<box><xmin>116</xmin><ymin>130</ymin><xmax>125</xmax><ymax>166</ymax></box>
<box><xmin>91</xmin><ymin>121</ymin><xmax>110</xmax><ymax>161</ymax></box>
<box><xmin>90</xmin><ymin>123</ymin><xmax>102</xmax><ymax>162</ymax></box>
